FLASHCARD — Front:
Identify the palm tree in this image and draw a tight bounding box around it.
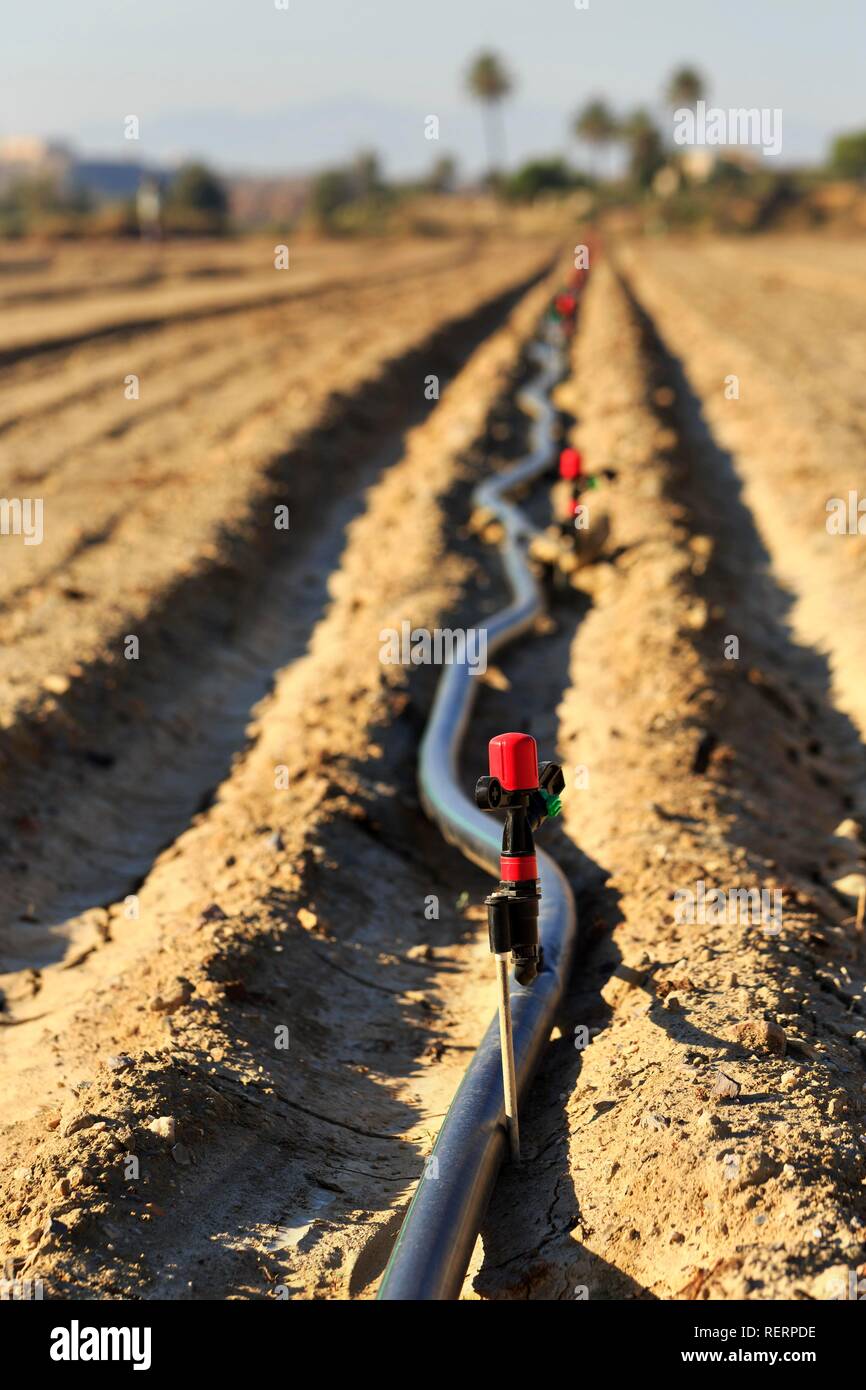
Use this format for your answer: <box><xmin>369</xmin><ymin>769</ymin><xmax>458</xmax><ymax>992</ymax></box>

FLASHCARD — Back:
<box><xmin>665</xmin><ymin>66</ymin><xmax>706</xmax><ymax>111</ymax></box>
<box><xmin>574</xmin><ymin>98</ymin><xmax>618</xmax><ymax>179</ymax></box>
<box><xmin>623</xmin><ymin>108</ymin><xmax>665</xmax><ymax>188</ymax></box>
<box><xmin>465</xmin><ymin>51</ymin><xmax>514</xmax><ymax>185</ymax></box>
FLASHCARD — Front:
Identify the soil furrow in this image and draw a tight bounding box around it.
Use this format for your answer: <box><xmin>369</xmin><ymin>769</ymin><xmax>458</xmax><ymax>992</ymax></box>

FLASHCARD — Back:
<box><xmin>470</xmin><ymin>259</ymin><xmax>866</xmax><ymax>1301</ymax></box>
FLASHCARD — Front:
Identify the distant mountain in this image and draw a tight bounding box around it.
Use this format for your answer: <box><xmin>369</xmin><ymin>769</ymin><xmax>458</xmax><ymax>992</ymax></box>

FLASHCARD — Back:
<box><xmin>77</xmin><ymin>96</ymin><xmax>571</xmax><ymax>179</ymax></box>
<box><xmin>71</xmin><ymin>159</ymin><xmax>167</xmax><ymax>200</ymax></box>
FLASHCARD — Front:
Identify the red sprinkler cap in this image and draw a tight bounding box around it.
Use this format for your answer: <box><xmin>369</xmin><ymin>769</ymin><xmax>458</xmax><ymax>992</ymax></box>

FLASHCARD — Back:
<box><xmin>488</xmin><ymin>732</ymin><xmax>539</xmax><ymax>793</ymax></box>
<box><xmin>554</xmin><ymin>292</ymin><xmax>577</xmax><ymax>318</ymax></box>
<box><xmin>559</xmin><ymin>447</ymin><xmax>583</xmax><ymax>480</ymax></box>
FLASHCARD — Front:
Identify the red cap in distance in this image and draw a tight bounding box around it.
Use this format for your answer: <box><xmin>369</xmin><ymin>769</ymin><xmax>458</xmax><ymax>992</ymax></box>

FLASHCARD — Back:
<box><xmin>554</xmin><ymin>292</ymin><xmax>577</xmax><ymax>318</ymax></box>
<box><xmin>488</xmin><ymin>732</ymin><xmax>539</xmax><ymax>792</ymax></box>
<box><xmin>559</xmin><ymin>447</ymin><xmax>583</xmax><ymax>480</ymax></box>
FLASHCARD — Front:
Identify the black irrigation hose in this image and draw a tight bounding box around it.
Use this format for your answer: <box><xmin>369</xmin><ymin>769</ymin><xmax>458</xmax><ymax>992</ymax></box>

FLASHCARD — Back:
<box><xmin>377</xmin><ymin>330</ymin><xmax>579</xmax><ymax>1300</ymax></box>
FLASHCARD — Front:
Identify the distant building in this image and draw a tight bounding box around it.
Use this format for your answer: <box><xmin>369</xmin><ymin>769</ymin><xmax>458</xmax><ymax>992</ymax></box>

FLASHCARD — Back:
<box><xmin>0</xmin><ymin>135</ymin><xmax>313</xmax><ymax>228</ymax></box>
<box><xmin>678</xmin><ymin>147</ymin><xmax>761</xmax><ymax>183</ymax></box>
<box><xmin>71</xmin><ymin>159</ymin><xmax>166</xmax><ymax>201</ymax></box>
<box><xmin>0</xmin><ymin>135</ymin><xmax>168</xmax><ymax>204</ymax></box>
<box><xmin>0</xmin><ymin>136</ymin><xmax>74</xmax><ymax>192</ymax></box>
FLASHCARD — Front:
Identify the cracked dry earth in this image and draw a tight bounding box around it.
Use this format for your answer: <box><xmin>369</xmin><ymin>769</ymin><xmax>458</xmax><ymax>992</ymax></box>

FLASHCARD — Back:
<box><xmin>2</xmin><ymin>233</ymin><xmax>866</xmax><ymax>1303</ymax></box>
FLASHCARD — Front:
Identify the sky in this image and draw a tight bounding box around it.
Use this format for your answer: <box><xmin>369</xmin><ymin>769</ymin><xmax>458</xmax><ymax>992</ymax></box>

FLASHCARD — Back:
<box><xmin>3</xmin><ymin>0</ymin><xmax>864</xmax><ymax>177</ymax></box>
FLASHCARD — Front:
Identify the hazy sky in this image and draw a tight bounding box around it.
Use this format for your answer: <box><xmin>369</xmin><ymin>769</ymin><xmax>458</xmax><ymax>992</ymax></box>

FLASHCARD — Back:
<box><xmin>4</xmin><ymin>0</ymin><xmax>864</xmax><ymax>174</ymax></box>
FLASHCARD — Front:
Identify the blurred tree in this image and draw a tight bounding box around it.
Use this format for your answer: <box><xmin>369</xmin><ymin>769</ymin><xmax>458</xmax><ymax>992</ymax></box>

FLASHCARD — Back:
<box><xmin>311</xmin><ymin>168</ymin><xmax>354</xmax><ymax>230</ymax></box>
<box><xmin>503</xmin><ymin>158</ymin><xmax>585</xmax><ymax>202</ymax></box>
<box><xmin>0</xmin><ymin>174</ymin><xmax>92</xmax><ymax>235</ymax></box>
<box><xmin>169</xmin><ymin>164</ymin><xmax>229</xmax><ymax>232</ymax></box>
<box><xmin>352</xmin><ymin>149</ymin><xmax>384</xmax><ymax>200</ymax></box>
<box><xmin>170</xmin><ymin>162</ymin><xmax>226</xmax><ymax>211</ymax></box>
<box><xmin>830</xmin><ymin>130</ymin><xmax>866</xmax><ymax>178</ymax></box>
<box><xmin>623</xmin><ymin>109</ymin><xmax>665</xmax><ymax>189</ymax></box>
<box><xmin>574</xmin><ymin>99</ymin><xmax>618</xmax><ymax>178</ymax></box>
<box><xmin>465</xmin><ymin>50</ymin><xmax>514</xmax><ymax>185</ymax></box>
<box><xmin>427</xmin><ymin>154</ymin><xmax>458</xmax><ymax>194</ymax></box>
<box><xmin>665</xmin><ymin>66</ymin><xmax>706</xmax><ymax>110</ymax></box>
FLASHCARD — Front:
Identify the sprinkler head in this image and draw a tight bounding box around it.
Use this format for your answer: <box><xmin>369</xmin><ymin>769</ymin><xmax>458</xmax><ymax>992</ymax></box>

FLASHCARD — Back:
<box><xmin>476</xmin><ymin>734</ymin><xmax>565</xmax><ymax>981</ymax></box>
<box><xmin>488</xmin><ymin>731</ymin><xmax>539</xmax><ymax>794</ymax></box>
<box><xmin>559</xmin><ymin>447</ymin><xmax>583</xmax><ymax>480</ymax></box>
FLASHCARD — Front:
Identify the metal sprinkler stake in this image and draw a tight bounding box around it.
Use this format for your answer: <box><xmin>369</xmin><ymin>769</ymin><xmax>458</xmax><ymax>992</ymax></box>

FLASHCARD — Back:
<box><xmin>494</xmin><ymin>951</ymin><xmax>520</xmax><ymax>1161</ymax></box>
<box><xmin>476</xmin><ymin>732</ymin><xmax>564</xmax><ymax>1163</ymax></box>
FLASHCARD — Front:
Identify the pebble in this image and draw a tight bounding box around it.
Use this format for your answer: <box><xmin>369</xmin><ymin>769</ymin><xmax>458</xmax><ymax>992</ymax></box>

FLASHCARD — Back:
<box><xmin>733</xmin><ymin>1019</ymin><xmax>787</xmax><ymax>1056</ymax></box>
<box><xmin>42</xmin><ymin>673</ymin><xmax>70</xmax><ymax>695</ymax></box>
<box><xmin>147</xmin><ymin>1117</ymin><xmax>177</xmax><ymax>1143</ymax></box>
<box><xmin>199</xmin><ymin>903</ymin><xmax>228</xmax><ymax>926</ymax></box>
<box><xmin>833</xmin><ymin>818</ymin><xmax>863</xmax><ymax>844</ymax></box>
<box><xmin>685</xmin><ymin>600</ymin><xmax>709</xmax><ymax>630</ymax></box>
<box><xmin>481</xmin><ymin>665</ymin><xmax>510</xmax><ymax>692</ymax></box>
<box><xmin>711</xmin><ymin>1072</ymin><xmax>741</xmax><ymax>1102</ymax></box>
<box><xmin>831</xmin><ymin>871</ymin><xmax>866</xmax><ymax>905</ymax></box>
<box><xmin>297</xmin><ymin>908</ymin><xmax>318</xmax><ymax>931</ymax></box>
<box><xmin>171</xmin><ymin>1143</ymin><xmax>192</xmax><ymax>1166</ymax></box>
<box><xmin>405</xmin><ymin>944</ymin><xmax>434</xmax><ymax>962</ymax></box>
<box><xmin>105</xmin><ymin>1053</ymin><xmax>134</xmax><ymax>1073</ymax></box>
<box><xmin>62</xmin><ymin>1113</ymin><xmax>105</xmax><ymax>1138</ymax></box>
<box><xmin>641</xmin><ymin>1111</ymin><xmax>670</xmax><ymax>1131</ymax></box>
